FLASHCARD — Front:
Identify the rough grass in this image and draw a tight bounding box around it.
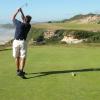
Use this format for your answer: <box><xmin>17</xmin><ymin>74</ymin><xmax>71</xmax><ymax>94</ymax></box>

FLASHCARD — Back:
<box><xmin>0</xmin><ymin>45</ymin><xmax>100</xmax><ymax>100</ymax></box>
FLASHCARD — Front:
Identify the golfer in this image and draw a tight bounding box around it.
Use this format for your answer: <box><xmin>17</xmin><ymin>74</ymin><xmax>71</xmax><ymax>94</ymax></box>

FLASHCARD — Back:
<box><xmin>12</xmin><ymin>8</ymin><xmax>32</xmax><ymax>78</ymax></box>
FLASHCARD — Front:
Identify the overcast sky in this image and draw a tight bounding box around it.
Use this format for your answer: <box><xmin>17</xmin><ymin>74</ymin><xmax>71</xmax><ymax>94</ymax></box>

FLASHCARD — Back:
<box><xmin>0</xmin><ymin>0</ymin><xmax>99</xmax><ymax>23</ymax></box>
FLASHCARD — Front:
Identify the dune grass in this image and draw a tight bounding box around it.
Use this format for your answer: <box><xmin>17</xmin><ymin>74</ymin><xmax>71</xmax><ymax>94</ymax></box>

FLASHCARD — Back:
<box><xmin>0</xmin><ymin>45</ymin><xmax>100</xmax><ymax>100</ymax></box>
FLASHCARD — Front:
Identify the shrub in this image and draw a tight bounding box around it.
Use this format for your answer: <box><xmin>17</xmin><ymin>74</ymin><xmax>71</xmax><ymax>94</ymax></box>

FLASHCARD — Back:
<box><xmin>30</xmin><ymin>27</ymin><xmax>100</xmax><ymax>44</ymax></box>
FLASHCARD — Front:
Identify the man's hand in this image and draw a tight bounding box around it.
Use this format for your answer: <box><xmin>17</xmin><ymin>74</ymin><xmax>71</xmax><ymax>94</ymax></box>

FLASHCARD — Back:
<box><xmin>18</xmin><ymin>8</ymin><xmax>22</xmax><ymax>12</ymax></box>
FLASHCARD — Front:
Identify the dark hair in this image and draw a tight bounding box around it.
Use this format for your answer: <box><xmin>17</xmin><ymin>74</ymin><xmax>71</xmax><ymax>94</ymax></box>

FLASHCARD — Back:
<box><xmin>25</xmin><ymin>15</ymin><xmax>32</xmax><ymax>23</ymax></box>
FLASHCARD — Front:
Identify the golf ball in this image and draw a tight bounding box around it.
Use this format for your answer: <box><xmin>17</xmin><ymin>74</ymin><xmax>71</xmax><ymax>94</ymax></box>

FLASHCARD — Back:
<box><xmin>71</xmin><ymin>72</ymin><xmax>76</xmax><ymax>76</ymax></box>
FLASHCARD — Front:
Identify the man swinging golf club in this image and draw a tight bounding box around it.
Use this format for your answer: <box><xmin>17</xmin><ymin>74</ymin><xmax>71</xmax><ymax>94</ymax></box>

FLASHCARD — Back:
<box><xmin>12</xmin><ymin>8</ymin><xmax>32</xmax><ymax>78</ymax></box>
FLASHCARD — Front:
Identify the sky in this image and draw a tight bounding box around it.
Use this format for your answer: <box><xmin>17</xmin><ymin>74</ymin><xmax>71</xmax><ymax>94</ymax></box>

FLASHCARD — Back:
<box><xmin>0</xmin><ymin>0</ymin><xmax>100</xmax><ymax>23</ymax></box>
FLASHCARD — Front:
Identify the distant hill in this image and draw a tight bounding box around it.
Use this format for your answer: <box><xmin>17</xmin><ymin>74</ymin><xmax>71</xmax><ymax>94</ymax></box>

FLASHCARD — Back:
<box><xmin>31</xmin><ymin>13</ymin><xmax>100</xmax><ymax>31</ymax></box>
<box><xmin>0</xmin><ymin>23</ymin><xmax>14</xmax><ymax>29</ymax></box>
<box><xmin>63</xmin><ymin>13</ymin><xmax>100</xmax><ymax>24</ymax></box>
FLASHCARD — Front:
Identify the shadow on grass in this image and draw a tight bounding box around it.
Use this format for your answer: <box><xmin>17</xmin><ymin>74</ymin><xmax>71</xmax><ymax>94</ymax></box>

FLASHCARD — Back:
<box><xmin>0</xmin><ymin>48</ymin><xmax>11</xmax><ymax>51</ymax></box>
<box><xmin>25</xmin><ymin>68</ymin><xmax>100</xmax><ymax>79</ymax></box>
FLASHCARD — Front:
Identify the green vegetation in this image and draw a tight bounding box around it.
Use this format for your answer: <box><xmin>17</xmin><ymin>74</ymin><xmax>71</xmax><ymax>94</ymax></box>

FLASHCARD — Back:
<box><xmin>30</xmin><ymin>27</ymin><xmax>45</xmax><ymax>41</ymax></box>
<box><xmin>0</xmin><ymin>45</ymin><xmax>100</xmax><ymax>100</ymax></box>
<box><xmin>55</xmin><ymin>30</ymin><xmax>100</xmax><ymax>43</ymax></box>
<box><xmin>30</xmin><ymin>27</ymin><xmax>100</xmax><ymax>44</ymax></box>
<box><xmin>31</xmin><ymin>22</ymin><xmax>100</xmax><ymax>44</ymax></box>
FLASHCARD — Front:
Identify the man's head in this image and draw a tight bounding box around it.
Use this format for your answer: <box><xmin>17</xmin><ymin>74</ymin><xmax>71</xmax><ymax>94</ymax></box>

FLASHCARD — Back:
<box><xmin>25</xmin><ymin>15</ymin><xmax>32</xmax><ymax>24</ymax></box>
<box><xmin>21</xmin><ymin>15</ymin><xmax>32</xmax><ymax>24</ymax></box>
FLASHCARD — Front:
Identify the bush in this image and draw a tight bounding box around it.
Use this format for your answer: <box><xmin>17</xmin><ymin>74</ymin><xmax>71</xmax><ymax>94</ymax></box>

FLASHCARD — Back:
<box><xmin>31</xmin><ymin>27</ymin><xmax>45</xmax><ymax>41</ymax></box>
<box><xmin>73</xmin><ymin>30</ymin><xmax>94</xmax><ymax>39</ymax></box>
<box><xmin>47</xmin><ymin>30</ymin><xmax>100</xmax><ymax>43</ymax></box>
<box><xmin>30</xmin><ymin>27</ymin><xmax>100</xmax><ymax>44</ymax></box>
<box><xmin>87</xmin><ymin>32</ymin><xmax>100</xmax><ymax>43</ymax></box>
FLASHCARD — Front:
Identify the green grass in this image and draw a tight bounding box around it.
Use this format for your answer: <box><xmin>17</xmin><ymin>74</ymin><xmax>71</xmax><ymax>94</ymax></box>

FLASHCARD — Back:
<box><xmin>32</xmin><ymin>23</ymin><xmax>100</xmax><ymax>31</ymax></box>
<box><xmin>0</xmin><ymin>45</ymin><xmax>100</xmax><ymax>100</ymax></box>
<box><xmin>52</xmin><ymin>23</ymin><xmax>100</xmax><ymax>31</ymax></box>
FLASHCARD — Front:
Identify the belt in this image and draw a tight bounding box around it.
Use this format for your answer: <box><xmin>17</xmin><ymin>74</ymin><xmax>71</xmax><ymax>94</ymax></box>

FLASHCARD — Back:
<box><xmin>15</xmin><ymin>38</ymin><xmax>25</xmax><ymax>41</ymax></box>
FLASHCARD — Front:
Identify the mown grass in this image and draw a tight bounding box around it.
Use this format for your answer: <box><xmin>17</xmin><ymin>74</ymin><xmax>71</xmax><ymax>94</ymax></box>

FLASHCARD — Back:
<box><xmin>0</xmin><ymin>45</ymin><xmax>100</xmax><ymax>100</ymax></box>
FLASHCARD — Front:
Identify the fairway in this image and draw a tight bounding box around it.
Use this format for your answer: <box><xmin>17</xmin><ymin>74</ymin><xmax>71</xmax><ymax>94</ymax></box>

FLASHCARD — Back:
<box><xmin>0</xmin><ymin>45</ymin><xmax>100</xmax><ymax>100</ymax></box>
<box><xmin>32</xmin><ymin>23</ymin><xmax>100</xmax><ymax>31</ymax></box>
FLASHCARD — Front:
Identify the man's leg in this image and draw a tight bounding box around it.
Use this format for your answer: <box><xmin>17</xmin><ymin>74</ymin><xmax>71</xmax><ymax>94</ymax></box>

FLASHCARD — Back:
<box><xmin>13</xmin><ymin>40</ymin><xmax>20</xmax><ymax>75</ymax></box>
<box><xmin>15</xmin><ymin>57</ymin><xmax>20</xmax><ymax>71</ymax></box>
<box><xmin>20</xmin><ymin>40</ymin><xmax>27</xmax><ymax>73</ymax></box>
<box><xmin>20</xmin><ymin>57</ymin><xmax>26</xmax><ymax>72</ymax></box>
<box><xmin>18</xmin><ymin>40</ymin><xmax>27</xmax><ymax>78</ymax></box>
<box><xmin>15</xmin><ymin>57</ymin><xmax>26</xmax><ymax>77</ymax></box>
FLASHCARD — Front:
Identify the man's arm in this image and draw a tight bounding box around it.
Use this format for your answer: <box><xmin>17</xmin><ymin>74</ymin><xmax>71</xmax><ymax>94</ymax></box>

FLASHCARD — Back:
<box><xmin>12</xmin><ymin>9</ymin><xmax>20</xmax><ymax>21</ymax></box>
<box><xmin>20</xmin><ymin>8</ymin><xmax>26</xmax><ymax>22</ymax></box>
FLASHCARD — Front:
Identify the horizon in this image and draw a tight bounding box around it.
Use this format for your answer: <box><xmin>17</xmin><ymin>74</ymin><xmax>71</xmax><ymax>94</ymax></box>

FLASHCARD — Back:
<box><xmin>0</xmin><ymin>0</ymin><xmax>100</xmax><ymax>24</ymax></box>
<box><xmin>1</xmin><ymin>13</ymin><xmax>100</xmax><ymax>25</ymax></box>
